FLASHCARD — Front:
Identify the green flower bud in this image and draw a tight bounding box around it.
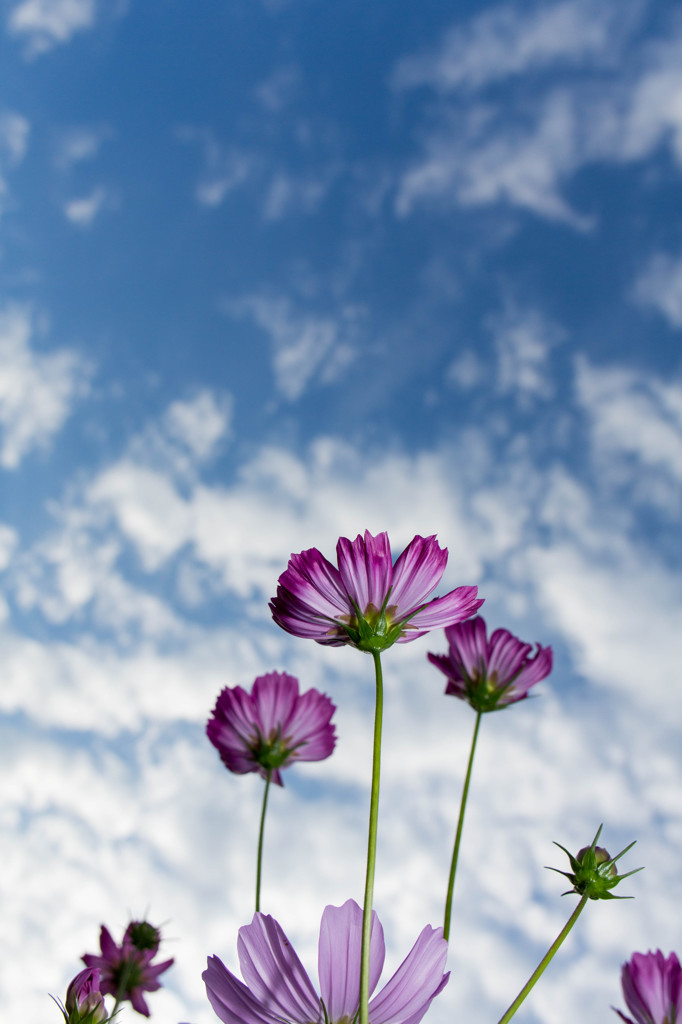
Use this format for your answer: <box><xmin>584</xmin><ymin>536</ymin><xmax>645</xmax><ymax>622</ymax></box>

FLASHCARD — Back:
<box><xmin>547</xmin><ymin>825</ymin><xmax>643</xmax><ymax>900</ymax></box>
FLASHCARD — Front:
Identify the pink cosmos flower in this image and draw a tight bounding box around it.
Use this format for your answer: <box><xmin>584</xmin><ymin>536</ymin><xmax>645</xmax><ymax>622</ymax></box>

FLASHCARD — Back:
<box><xmin>63</xmin><ymin>968</ymin><xmax>108</xmax><ymax>1023</ymax></box>
<box><xmin>270</xmin><ymin>530</ymin><xmax>483</xmax><ymax>652</ymax></box>
<box><xmin>615</xmin><ymin>950</ymin><xmax>682</xmax><ymax>1024</ymax></box>
<box><xmin>82</xmin><ymin>922</ymin><xmax>173</xmax><ymax>1018</ymax></box>
<box><xmin>428</xmin><ymin>616</ymin><xmax>552</xmax><ymax>712</ymax></box>
<box><xmin>204</xmin><ymin>899</ymin><xmax>449</xmax><ymax>1024</ymax></box>
<box><xmin>207</xmin><ymin>671</ymin><xmax>336</xmax><ymax>786</ymax></box>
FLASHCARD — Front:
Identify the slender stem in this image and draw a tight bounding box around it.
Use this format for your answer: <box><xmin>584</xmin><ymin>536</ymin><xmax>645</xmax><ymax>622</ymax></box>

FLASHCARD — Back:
<box><xmin>255</xmin><ymin>770</ymin><xmax>272</xmax><ymax>913</ymax></box>
<box><xmin>359</xmin><ymin>651</ymin><xmax>384</xmax><ymax>1024</ymax></box>
<box><xmin>443</xmin><ymin>709</ymin><xmax>482</xmax><ymax>942</ymax></box>
<box><xmin>496</xmin><ymin>894</ymin><xmax>589</xmax><ymax>1024</ymax></box>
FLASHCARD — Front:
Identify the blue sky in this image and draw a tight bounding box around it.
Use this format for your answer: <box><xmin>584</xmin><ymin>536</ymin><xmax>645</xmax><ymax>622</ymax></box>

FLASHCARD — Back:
<box><xmin>1</xmin><ymin>1</ymin><xmax>681</xmax><ymax>1021</ymax></box>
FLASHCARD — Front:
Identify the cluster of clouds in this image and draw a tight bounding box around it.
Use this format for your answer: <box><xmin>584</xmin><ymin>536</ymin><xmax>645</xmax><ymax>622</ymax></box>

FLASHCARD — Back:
<box><xmin>1</xmin><ymin>305</ymin><xmax>680</xmax><ymax>1019</ymax></box>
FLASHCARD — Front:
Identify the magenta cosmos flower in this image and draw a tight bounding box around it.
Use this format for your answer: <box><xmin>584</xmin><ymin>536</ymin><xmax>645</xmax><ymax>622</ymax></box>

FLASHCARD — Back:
<box><xmin>82</xmin><ymin>922</ymin><xmax>173</xmax><ymax>1018</ymax></box>
<box><xmin>207</xmin><ymin>671</ymin><xmax>336</xmax><ymax>786</ymax></box>
<box><xmin>428</xmin><ymin>616</ymin><xmax>552</xmax><ymax>712</ymax></box>
<box><xmin>62</xmin><ymin>968</ymin><xmax>107</xmax><ymax>1023</ymax></box>
<box><xmin>615</xmin><ymin>951</ymin><xmax>682</xmax><ymax>1024</ymax></box>
<box><xmin>270</xmin><ymin>530</ymin><xmax>483</xmax><ymax>653</ymax></box>
<box><xmin>204</xmin><ymin>899</ymin><xmax>448</xmax><ymax>1024</ymax></box>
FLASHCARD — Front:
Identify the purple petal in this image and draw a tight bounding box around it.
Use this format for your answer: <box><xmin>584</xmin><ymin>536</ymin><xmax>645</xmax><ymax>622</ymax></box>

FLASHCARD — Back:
<box><xmin>487</xmin><ymin>629</ymin><xmax>533</xmax><ymax>685</ymax></box>
<box><xmin>368</xmin><ymin>925</ymin><xmax>449</xmax><ymax>1024</ymax></box>
<box><xmin>508</xmin><ymin>644</ymin><xmax>553</xmax><ymax>699</ymax></box>
<box><xmin>318</xmin><ymin>900</ymin><xmax>385</xmax><ymax>1021</ymax></box>
<box><xmin>281</xmin><ymin>688</ymin><xmax>337</xmax><ymax>762</ymax></box>
<box><xmin>389</xmin><ymin>536</ymin><xmax>447</xmax><ymax>613</ymax></box>
<box><xmin>203</xmin><ymin>955</ymin><xmax>284</xmax><ymax>1024</ymax></box>
<box><xmin>336</xmin><ymin>532</ymin><xmax>392</xmax><ymax>614</ymax></box>
<box><xmin>269</xmin><ymin>587</ymin><xmax>349</xmax><ymax>644</ymax></box>
<box><xmin>622</xmin><ymin>951</ymin><xmax>682</xmax><ymax>1024</ymax></box>
<box><xmin>444</xmin><ymin>617</ymin><xmax>489</xmax><ymax>678</ymax></box>
<box><xmin>251</xmin><ymin>672</ymin><xmax>299</xmax><ymax>738</ymax></box>
<box><xmin>237</xmin><ymin>913</ymin><xmax>322</xmax><ymax>1024</ymax></box>
<box><xmin>275</xmin><ymin>549</ymin><xmax>350</xmax><ymax>620</ymax></box>
<box><xmin>398</xmin><ymin>588</ymin><xmax>483</xmax><ymax>640</ymax></box>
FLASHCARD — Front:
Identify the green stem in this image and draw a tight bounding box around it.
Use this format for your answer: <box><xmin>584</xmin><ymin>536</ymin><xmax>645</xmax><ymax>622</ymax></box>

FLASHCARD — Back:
<box><xmin>255</xmin><ymin>770</ymin><xmax>272</xmax><ymax>913</ymax></box>
<box><xmin>496</xmin><ymin>894</ymin><xmax>589</xmax><ymax>1024</ymax></box>
<box><xmin>443</xmin><ymin>709</ymin><xmax>482</xmax><ymax>942</ymax></box>
<box><xmin>359</xmin><ymin>651</ymin><xmax>384</xmax><ymax>1024</ymax></box>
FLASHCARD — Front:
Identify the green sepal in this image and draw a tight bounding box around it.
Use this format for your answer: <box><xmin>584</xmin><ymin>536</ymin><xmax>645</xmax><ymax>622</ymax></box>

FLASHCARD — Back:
<box><xmin>546</xmin><ymin>824</ymin><xmax>643</xmax><ymax>900</ymax></box>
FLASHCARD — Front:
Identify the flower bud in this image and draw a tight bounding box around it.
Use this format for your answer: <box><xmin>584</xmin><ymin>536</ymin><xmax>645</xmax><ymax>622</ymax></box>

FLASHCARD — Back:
<box><xmin>548</xmin><ymin>825</ymin><xmax>642</xmax><ymax>900</ymax></box>
<box><xmin>63</xmin><ymin>968</ymin><xmax>108</xmax><ymax>1023</ymax></box>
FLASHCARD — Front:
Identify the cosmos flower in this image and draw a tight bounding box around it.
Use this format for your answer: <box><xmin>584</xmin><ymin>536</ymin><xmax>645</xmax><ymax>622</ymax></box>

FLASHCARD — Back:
<box><xmin>270</xmin><ymin>530</ymin><xmax>483</xmax><ymax>653</ymax></box>
<box><xmin>82</xmin><ymin>922</ymin><xmax>173</xmax><ymax>1018</ymax></box>
<box><xmin>427</xmin><ymin>616</ymin><xmax>552</xmax><ymax>712</ymax></box>
<box><xmin>207</xmin><ymin>671</ymin><xmax>336</xmax><ymax>786</ymax></box>
<box><xmin>62</xmin><ymin>968</ymin><xmax>107</xmax><ymax>1023</ymax></box>
<box><xmin>203</xmin><ymin>899</ymin><xmax>449</xmax><ymax>1024</ymax></box>
<box><xmin>614</xmin><ymin>950</ymin><xmax>682</xmax><ymax>1024</ymax></box>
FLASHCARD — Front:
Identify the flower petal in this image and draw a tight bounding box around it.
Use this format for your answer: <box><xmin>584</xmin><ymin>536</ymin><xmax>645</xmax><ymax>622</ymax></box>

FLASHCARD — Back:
<box><xmin>318</xmin><ymin>900</ymin><xmax>385</xmax><ymax>1022</ymax></box>
<box><xmin>389</xmin><ymin>536</ymin><xmax>447</xmax><ymax>613</ymax></box>
<box><xmin>399</xmin><ymin>588</ymin><xmax>483</xmax><ymax>640</ymax></box>
<box><xmin>487</xmin><ymin>629</ymin><xmax>533</xmax><ymax>685</ymax></box>
<box><xmin>336</xmin><ymin>531</ymin><xmax>392</xmax><ymax>614</ymax></box>
<box><xmin>281</xmin><ymin>688</ymin><xmax>337</xmax><ymax>763</ymax></box>
<box><xmin>251</xmin><ymin>672</ymin><xmax>299</xmax><ymax>738</ymax></box>
<box><xmin>204</xmin><ymin>955</ymin><xmax>284</xmax><ymax>1024</ymax></box>
<box><xmin>368</xmin><ymin>926</ymin><xmax>449</xmax><ymax>1024</ymax></box>
<box><xmin>237</xmin><ymin>913</ymin><xmax>322</xmax><ymax>1024</ymax></box>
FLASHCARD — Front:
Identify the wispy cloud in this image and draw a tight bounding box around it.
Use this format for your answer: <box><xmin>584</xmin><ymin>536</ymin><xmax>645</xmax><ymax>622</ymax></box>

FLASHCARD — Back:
<box><xmin>634</xmin><ymin>250</ymin><xmax>682</xmax><ymax>328</ymax></box>
<box><xmin>7</xmin><ymin>0</ymin><xmax>96</xmax><ymax>58</ymax></box>
<box><xmin>63</xmin><ymin>185</ymin><xmax>112</xmax><ymax>227</ymax></box>
<box><xmin>226</xmin><ymin>293</ymin><xmax>360</xmax><ymax>401</ymax></box>
<box><xmin>0</xmin><ymin>111</ymin><xmax>30</xmax><ymax>216</ymax></box>
<box><xmin>392</xmin><ymin>0</ymin><xmax>640</xmax><ymax>93</ymax></box>
<box><xmin>0</xmin><ymin>305</ymin><xmax>92</xmax><ymax>469</ymax></box>
<box><xmin>392</xmin><ymin>2</ymin><xmax>682</xmax><ymax>227</ymax></box>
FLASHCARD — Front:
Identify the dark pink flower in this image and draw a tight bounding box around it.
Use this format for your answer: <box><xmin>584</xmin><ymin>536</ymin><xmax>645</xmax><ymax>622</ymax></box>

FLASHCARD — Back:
<box><xmin>615</xmin><ymin>950</ymin><xmax>682</xmax><ymax>1024</ymax></box>
<box><xmin>63</xmin><ymin>968</ymin><xmax>108</xmax><ymax>1023</ymax></box>
<box><xmin>207</xmin><ymin>671</ymin><xmax>336</xmax><ymax>786</ymax></box>
<box><xmin>270</xmin><ymin>530</ymin><xmax>482</xmax><ymax>652</ymax></box>
<box><xmin>204</xmin><ymin>899</ymin><xmax>448</xmax><ymax>1024</ymax></box>
<box><xmin>428</xmin><ymin>616</ymin><xmax>552</xmax><ymax>712</ymax></box>
<box><xmin>82</xmin><ymin>923</ymin><xmax>173</xmax><ymax>1018</ymax></box>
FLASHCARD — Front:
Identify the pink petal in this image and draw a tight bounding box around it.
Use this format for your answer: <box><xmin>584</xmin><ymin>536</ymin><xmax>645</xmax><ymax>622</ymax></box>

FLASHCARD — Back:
<box><xmin>368</xmin><ymin>925</ymin><xmax>449</xmax><ymax>1024</ymax></box>
<box><xmin>398</xmin><ymin>588</ymin><xmax>483</xmax><ymax>639</ymax></box>
<box><xmin>203</xmin><ymin>955</ymin><xmax>284</xmax><ymax>1024</ymax></box>
<box><xmin>336</xmin><ymin>532</ymin><xmax>392</xmax><ymax>613</ymax></box>
<box><xmin>389</xmin><ymin>536</ymin><xmax>447</xmax><ymax>613</ymax></box>
<box><xmin>237</xmin><ymin>914</ymin><xmax>321</xmax><ymax>1024</ymax></box>
<box><xmin>318</xmin><ymin>900</ymin><xmax>385</xmax><ymax>1022</ymax></box>
<box><xmin>252</xmin><ymin>672</ymin><xmax>299</xmax><ymax>737</ymax></box>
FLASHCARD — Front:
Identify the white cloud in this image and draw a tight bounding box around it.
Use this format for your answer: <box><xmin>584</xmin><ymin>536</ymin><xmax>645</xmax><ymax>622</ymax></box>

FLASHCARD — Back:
<box><xmin>164</xmin><ymin>390</ymin><xmax>232</xmax><ymax>463</ymax></box>
<box><xmin>53</xmin><ymin>126</ymin><xmax>110</xmax><ymax>171</ymax></box>
<box><xmin>263</xmin><ymin>172</ymin><xmax>330</xmax><ymax>221</ymax></box>
<box><xmin>393</xmin><ymin>7</ymin><xmax>682</xmax><ymax>227</ymax></box>
<box><xmin>175</xmin><ymin>126</ymin><xmax>255</xmax><ymax>207</ymax></box>
<box><xmin>7</xmin><ymin>0</ymin><xmax>96</xmax><ymax>57</ymax></box>
<box><xmin>446</xmin><ymin>349</ymin><xmax>484</xmax><ymax>390</ymax></box>
<box><xmin>254</xmin><ymin>65</ymin><xmax>300</xmax><ymax>113</ymax></box>
<box><xmin>2</xmin><ymin>370</ymin><xmax>680</xmax><ymax>1022</ymax></box>
<box><xmin>392</xmin><ymin>0</ymin><xmax>638</xmax><ymax>93</ymax></box>
<box><xmin>0</xmin><ymin>111</ymin><xmax>30</xmax><ymax>216</ymax></box>
<box><xmin>634</xmin><ymin>250</ymin><xmax>682</xmax><ymax>328</ymax></box>
<box><xmin>396</xmin><ymin>90</ymin><xmax>593</xmax><ymax>228</ymax></box>
<box><xmin>488</xmin><ymin>304</ymin><xmax>563</xmax><ymax>402</ymax></box>
<box><xmin>575</xmin><ymin>356</ymin><xmax>682</xmax><ymax>505</ymax></box>
<box><xmin>226</xmin><ymin>294</ymin><xmax>360</xmax><ymax>401</ymax></box>
<box><xmin>63</xmin><ymin>185</ymin><xmax>110</xmax><ymax>227</ymax></box>
<box><xmin>0</xmin><ymin>305</ymin><xmax>92</xmax><ymax>469</ymax></box>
